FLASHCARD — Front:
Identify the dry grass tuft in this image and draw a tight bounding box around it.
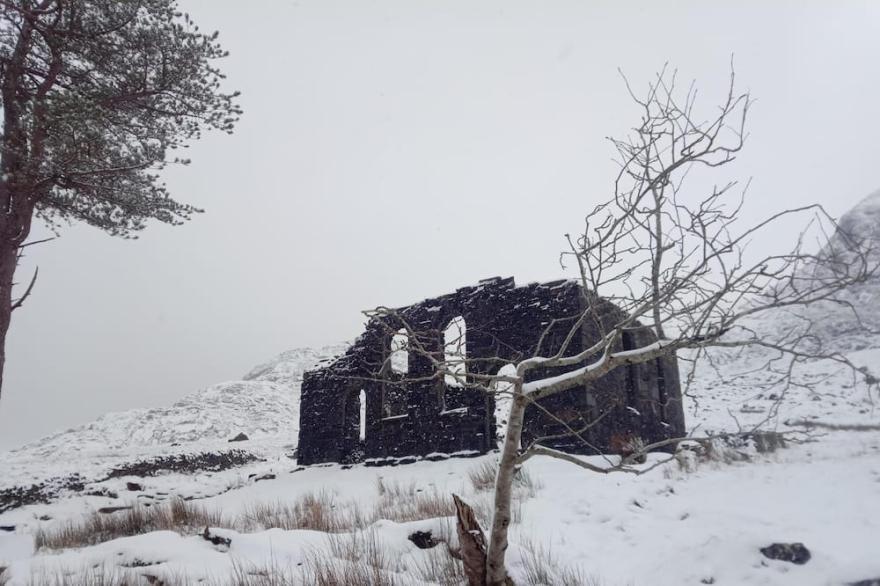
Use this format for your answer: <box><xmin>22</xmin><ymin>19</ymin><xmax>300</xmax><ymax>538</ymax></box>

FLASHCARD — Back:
<box><xmin>517</xmin><ymin>537</ymin><xmax>596</xmax><ymax>586</ymax></box>
<box><xmin>240</xmin><ymin>490</ymin><xmax>368</xmax><ymax>533</ymax></box>
<box><xmin>412</xmin><ymin>544</ymin><xmax>466</xmax><ymax>586</ymax></box>
<box><xmin>372</xmin><ymin>479</ymin><xmax>455</xmax><ymax>523</ymax></box>
<box><xmin>35</xmin><ymin>497</ymin><xmax>225</xmax><ymax>550</ymax></box>
<box><xmin>225</xmin><ymin>558</ymin><xmax>298</xmax><ymax>586</ymax></box>
<box><xmin>468</xmin><ymin>459</ymin><xmax>498</xmax><ymax>492</ymax></box>
<box><xmin>468</xmin><ymin>460</ymin><xmax>542</xmax><ymax>497</ymax></box>
<box><xmin>306</xmin><ymin>529</ymin><xmax>401</xmax><ymax>586</ymax></box>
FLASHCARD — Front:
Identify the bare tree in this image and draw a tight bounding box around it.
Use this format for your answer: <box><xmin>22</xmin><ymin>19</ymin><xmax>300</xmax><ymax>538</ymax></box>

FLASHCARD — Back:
<box><xmin>368</xmin><ymin>64</ymin><xmax>876</xmax><ymax>586</ymax></box>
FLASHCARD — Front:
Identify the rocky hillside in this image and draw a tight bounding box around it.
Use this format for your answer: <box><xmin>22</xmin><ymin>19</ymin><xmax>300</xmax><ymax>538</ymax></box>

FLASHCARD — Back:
<box><xmin>2</xmin><ymin>343</ymin><xmax>348</xmax><ymax>461</ymax></box>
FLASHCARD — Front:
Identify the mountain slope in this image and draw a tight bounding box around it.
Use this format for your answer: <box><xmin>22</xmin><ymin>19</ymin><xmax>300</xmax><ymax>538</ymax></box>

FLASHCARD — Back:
<box><xmin>0</xmin><ymin>344</ymin><xmax>347</xmax><ymax>491</ymax></box>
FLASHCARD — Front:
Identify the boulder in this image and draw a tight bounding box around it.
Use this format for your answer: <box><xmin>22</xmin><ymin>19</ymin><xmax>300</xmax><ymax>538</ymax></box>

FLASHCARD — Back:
<box><xmin>408</xmin><ymin>530</ymin><xmax>438</xmax><ymax>549</ymax></box>
<box><xmin>760</xmin><ymin>542</ymin><xmax>811</xmax><ymax>565</ymax></box>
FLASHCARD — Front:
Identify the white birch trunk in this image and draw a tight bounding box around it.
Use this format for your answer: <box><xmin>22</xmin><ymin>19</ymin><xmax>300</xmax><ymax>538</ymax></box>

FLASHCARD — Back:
<box><xmin>485</xmin><ymin>380</ymin><xmax>526</xmax><ymax>585</ymax></box>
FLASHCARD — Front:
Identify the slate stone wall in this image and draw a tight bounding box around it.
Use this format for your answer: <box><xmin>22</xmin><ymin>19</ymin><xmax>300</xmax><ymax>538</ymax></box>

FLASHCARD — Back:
<box><xmin>297</xmin><ymin>277</ymin><xmax>685</xmax><ymax>466</ymax></box>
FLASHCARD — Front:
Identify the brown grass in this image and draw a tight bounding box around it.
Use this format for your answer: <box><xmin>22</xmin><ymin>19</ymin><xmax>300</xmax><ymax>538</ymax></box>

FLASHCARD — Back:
<box><xmin>517</xmin><ymin>537</ymin><xmax>596</xmax><ymax>586</ymax></box>
<box><xmin>35</xmin><ymin>482</ymin><xmax>458</xmax><ymax>553</ymax></box>
<box><xmin>468</xmin><ymin>460</ymin><xmax>542</xmax><ymax>497</ymax></box>
<box><xmin>468</xmin><ymin>459</ymin><xmax>498</xmax><ymax>491</ymax></box>
<box><xmin>372</xmin><ymin>479</ymin><xmax>456</xmax><ymax>523</ymax></box>
<box><xmin>412</xmin><ymin>544</ymin><xmax>467</xmax><ymax>586</ymax></box>
<box><xmin>240</xmin><ymin>491</ymin><xmax>368</xmax><ymax>533</ymax></box>
<box><xmin>306</xmin><ymin>529</ymin><xmax>401</xmax><ymax>586</ymax></box>
<box><xmin>35</xmin><ymin>498</ymin><xmax>225</xmax><ymax>550</ymax></box>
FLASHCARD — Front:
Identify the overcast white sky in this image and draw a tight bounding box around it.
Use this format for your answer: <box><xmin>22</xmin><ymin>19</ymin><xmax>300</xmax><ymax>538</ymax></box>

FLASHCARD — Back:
<box><xmin>2</xmin><ymin>0</ymin><xmax>879</xmax><ymax>450</ymax></box>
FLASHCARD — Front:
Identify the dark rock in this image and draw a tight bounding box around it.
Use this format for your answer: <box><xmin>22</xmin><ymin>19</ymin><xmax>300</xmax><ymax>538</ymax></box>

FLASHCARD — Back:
<box><xmin>105</xmin><ymin>450</ymin><xmax>261</xmax><ymax>479</ymax></box>
<box><xmin>253</xmin><ymin>473</ymin><xmax>276</xmax><ymax>482</ymax></box>
<box><xmin>408</xmin><ymin>530</ymin><xmax>439</xmax><ymax>549</ymax></box>
<box><xmin>228</xmin><ymin>432</ymin><xmax>249</xmax><ymax>442</ymax></box>
<box><xmin>126</xmin><ymin>482</ymin><xmax>143</xmax><ymax>492</ymax></box>
<box><xmin>97</xmin><ymin>506</ymin><xmax>133</xmax><ymax>514</ymax></box>
<box><xmin>760</xmin><ymin>542</ymin><xmax>811</xmax><ymax>565</ymax></box>
<box><xmin>849</xmin><ymin>580</ymin><xmax>880</xmax><ymax>586</ymax></box>
<box><xmin>119</xmin><ymin>558</ymin><xmax>157</xmax><ymax>568</ymax></box>
<box><xmin>202</xmin><ymin>527</ymin><xmax>231</xmax><ymax>548</ymax></box>
<box><xmin>85</xmin><ymin>488</ymin><xmax>118</xmax><ymax>499</ymax></box>
<box><xmin>0</xmin><ymin>525</ymin><xmax>14</xmax><ymax>532</ymax></box>
<box><xmin>0</xmin><ymin>474</ymin><xmax>85</xmax><ymax>514</ymax></box>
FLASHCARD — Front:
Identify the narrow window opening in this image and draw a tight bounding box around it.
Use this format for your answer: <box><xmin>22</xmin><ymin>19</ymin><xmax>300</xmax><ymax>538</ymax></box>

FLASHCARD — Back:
<box><xmin>359</xmin><ymin>389</ymin><xmax>366</xmax><ymax>441</ymax></box>
<box><xmin>444</xmin><ymin>316</ymin><xmax>467</xmax><ymax>387</ymax></box>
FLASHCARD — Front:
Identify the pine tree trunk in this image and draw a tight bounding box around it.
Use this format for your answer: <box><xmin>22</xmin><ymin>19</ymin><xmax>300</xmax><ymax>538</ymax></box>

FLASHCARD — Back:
<box><xmin>0</xmin><ymin>242</ymin><xmax>18</xmax><ymax>401</ymax></box>
<box><xmin>485</xmin><ymin>382</ymin><xmax>527</xmax><ymax>585</ymax></box>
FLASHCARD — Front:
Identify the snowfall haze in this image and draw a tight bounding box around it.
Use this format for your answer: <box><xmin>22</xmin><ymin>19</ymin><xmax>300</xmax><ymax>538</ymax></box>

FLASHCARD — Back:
<box><xmin>2</xmin><ymin>0</ymin><xmax>880</xmax><ymax>449</ymax></box>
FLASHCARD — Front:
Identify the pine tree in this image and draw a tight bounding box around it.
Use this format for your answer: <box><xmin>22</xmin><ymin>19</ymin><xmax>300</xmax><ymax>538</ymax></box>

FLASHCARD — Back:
<box><xmin>0</xmin><ymin>0</ymin><xmax>241</xmax><ymax>397</ymax></box>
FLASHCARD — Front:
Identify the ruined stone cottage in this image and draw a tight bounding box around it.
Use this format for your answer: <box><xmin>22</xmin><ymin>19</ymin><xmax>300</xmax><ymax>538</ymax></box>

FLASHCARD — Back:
<box><xmin>297</xmin><ymin>277</ymin><xmax>685</xmax><ymax>466</ymax></box>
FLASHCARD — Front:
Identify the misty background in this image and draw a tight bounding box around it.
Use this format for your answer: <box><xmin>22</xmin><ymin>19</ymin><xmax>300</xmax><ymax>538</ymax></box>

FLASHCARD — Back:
<box><xmin>2</xmin><ymin>0</ymin><xmax>879</xmax><ymax>450</ymax></box>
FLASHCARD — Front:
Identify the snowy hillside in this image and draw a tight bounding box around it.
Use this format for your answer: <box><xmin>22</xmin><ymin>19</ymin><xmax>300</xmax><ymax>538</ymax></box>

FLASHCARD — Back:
<box><xmin>242</xmin><ymin>344</ymin><xmax>348</xmax><ymax>386</ymax></box>
<box><xmin>0</xmin><ymin>344</ymin><xmax>347</xmax><ymax>495</ymax></box>
<box><xmin>9</xmin><ymin>343</ymin><xmax>346</xmax><ymax>456</ymax></box>
<box><xmin>792</xmin><ymin>188</ymin><xmax>880</xmax><ymax>351</ymax></box>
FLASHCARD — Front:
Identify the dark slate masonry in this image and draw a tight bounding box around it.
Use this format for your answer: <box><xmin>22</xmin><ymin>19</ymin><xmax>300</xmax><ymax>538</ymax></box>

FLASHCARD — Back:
<box><xmin>297</xmin><ymin>277</ymin><xmax>685</xmax><ymax>466</ymax></box>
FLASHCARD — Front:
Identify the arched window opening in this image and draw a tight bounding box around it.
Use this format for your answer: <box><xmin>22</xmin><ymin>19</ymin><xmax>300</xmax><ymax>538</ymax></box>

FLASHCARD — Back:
<box><xmin>390</xmin><ymin>329</ymin><xmax>409</xmax><ymax>374</ymax></box>
<box><xmin>443</xmin><ymin>316</ymin><xmax>467</xmax><ymax>387</ymax></box>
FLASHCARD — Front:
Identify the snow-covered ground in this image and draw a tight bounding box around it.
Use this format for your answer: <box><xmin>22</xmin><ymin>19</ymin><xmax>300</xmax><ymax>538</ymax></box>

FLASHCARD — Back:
<box><xmin>1</xmin><ymin>335</ymin><xmax>877</xmax><ymax>585</ymax></box>
<box><xmin>2</xmin><ymin>196</ymin><xmax>880</xmax><ymax>585</ymax></box>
